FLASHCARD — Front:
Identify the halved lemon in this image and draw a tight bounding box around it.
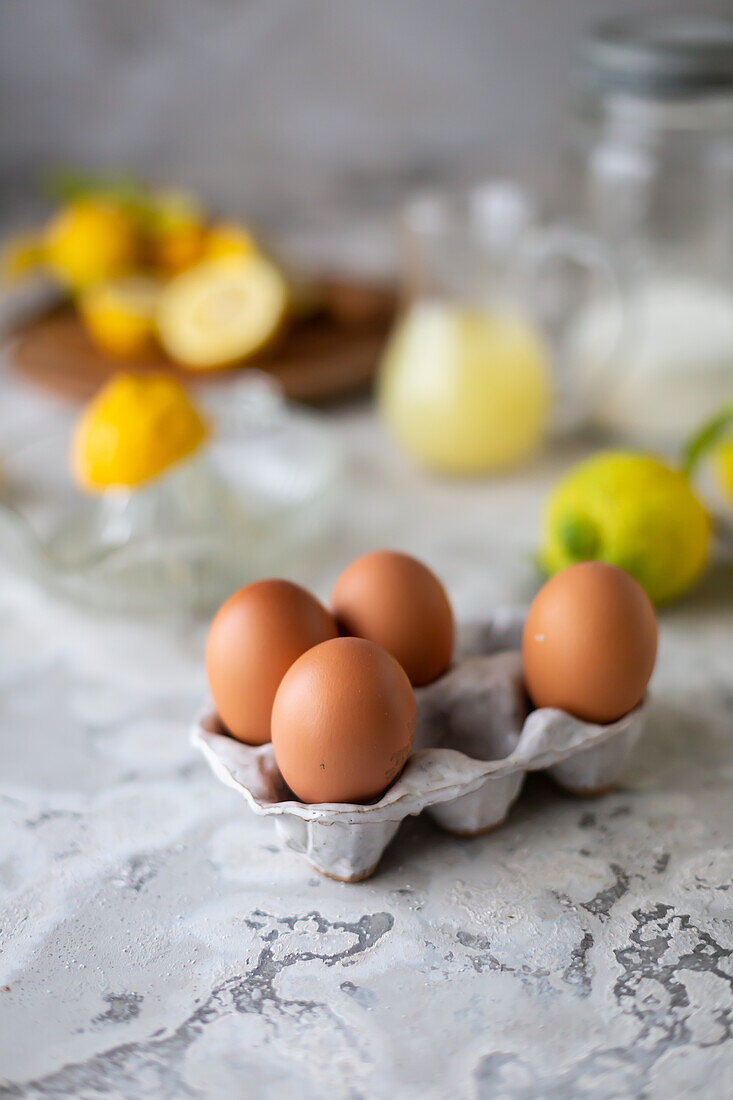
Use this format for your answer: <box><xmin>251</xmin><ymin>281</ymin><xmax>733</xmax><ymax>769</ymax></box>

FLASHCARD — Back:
<box><xmin>156</xmin><ymin>255</ymin><xmax>288</xmax><ymax>371</ymax></box>
<box><xmin>79</xmin><ymin>275</ymin><xmax>162</xmax><ymax>357</ymax></box>
<box><xmin>72</xmin><ymin>372</ymin><xmax>207</xmax><ymax>492</ymax></box>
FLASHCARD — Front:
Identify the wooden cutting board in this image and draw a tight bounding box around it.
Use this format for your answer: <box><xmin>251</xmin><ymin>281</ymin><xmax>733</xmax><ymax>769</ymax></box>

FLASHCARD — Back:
<box><xmin>9</xmin><ymin>279</ymin><xmax>396</xmax><ymax>404</ymax></box>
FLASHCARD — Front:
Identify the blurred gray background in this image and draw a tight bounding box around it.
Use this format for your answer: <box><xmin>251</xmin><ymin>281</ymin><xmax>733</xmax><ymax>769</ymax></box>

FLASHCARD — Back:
<box><xmin>2</xmin><ymin>0</ymin><xmax>730</xmax><ymax>240</ymax></box>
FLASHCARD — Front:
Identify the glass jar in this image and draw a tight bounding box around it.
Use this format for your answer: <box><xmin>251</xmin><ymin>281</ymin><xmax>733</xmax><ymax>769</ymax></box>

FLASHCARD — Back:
<box><xmin>564</xmin><ymin>15</ymin><xmax>733</xmax><ymax>448</ymax></box>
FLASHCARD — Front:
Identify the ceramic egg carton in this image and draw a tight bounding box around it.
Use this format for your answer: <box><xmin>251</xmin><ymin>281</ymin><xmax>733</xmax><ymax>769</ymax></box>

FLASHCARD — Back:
<box><xmin>192</xmin><ymin>612</ymin><xmax>646</xmax><ymax>881</ymax></box>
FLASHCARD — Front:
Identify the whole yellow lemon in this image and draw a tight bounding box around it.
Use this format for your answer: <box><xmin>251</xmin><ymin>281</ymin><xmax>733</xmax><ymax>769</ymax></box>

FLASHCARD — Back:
<box><xmin>44</xmin><ymin>200</ymin><xmax>138</xmax><ymax>290</ymax></box>
<box><xmin>540</xmin><ymin>451</ymin><xmax>712</xmax><ymax>604</ymax></box>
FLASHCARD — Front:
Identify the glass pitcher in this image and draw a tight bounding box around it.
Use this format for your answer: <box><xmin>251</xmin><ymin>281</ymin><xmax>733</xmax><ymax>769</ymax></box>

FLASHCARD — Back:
<box><xmin>378</xmin><ymin>182</ymin><xmax>623</xmax><ymax>474</ymax></box>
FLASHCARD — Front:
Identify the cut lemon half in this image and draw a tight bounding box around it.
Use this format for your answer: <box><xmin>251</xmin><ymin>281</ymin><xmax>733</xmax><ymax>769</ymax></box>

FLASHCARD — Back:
<box><xmin>156</xmin><ymin>255</ymin><xmax>288</xmax><ymax>371</ymax></box>
<box><xmin>79</xmin><ymin>275</ymin><xmax>162</xmax><ymax>357</ymax></box>
<box><xmin>72</xmin><ymin>373</ymin><xmax>208</xmax><ymax>492</ymax></box>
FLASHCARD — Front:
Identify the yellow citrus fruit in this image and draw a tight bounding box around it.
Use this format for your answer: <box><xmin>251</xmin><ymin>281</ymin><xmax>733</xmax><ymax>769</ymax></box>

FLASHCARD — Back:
<box><xmin>150</xmin><ymin>223</ymin><xmax>206</xmax><ymax>274</ymax></box>
<box><xmin>142</xmin><ymin>189</ymin><xmax>207</xmax><ymax>274</ymax></box>
<box><xmin>540</xmin><ymin>451</ymin><xmax>712</xmax><ymax>604</ymax></box>
<box><xmin>72</xmin><ymin>373</ymin><xmax>207</xmax><ymax>492</ymax></box>
<box><xmin>44</xmin><ymin>200</ymin><xmax>138</xmax><ymax>290</ymax></box>
<box><xmin>203</xmin><ymin>222</ymin><xmax>258</xmax><ymax>261</ymax></box>
<box><xmin>716</xmin><ymin>439</ymin><xmax>733</xmax><ymax>502</ymax></box>
<box><xmin>156</xmin><ymin>255</ymin><xmax>288</xmax><ymax>371</ymax></box>
<box><xmin>2</xmin><ymin>232</ymin><xmax>45</xmax><ymax>283</ymax></box>
<box><xmin>79</xmin><ymin>275</ymin><xmax>162</xmax><ymax>357</ymax></box>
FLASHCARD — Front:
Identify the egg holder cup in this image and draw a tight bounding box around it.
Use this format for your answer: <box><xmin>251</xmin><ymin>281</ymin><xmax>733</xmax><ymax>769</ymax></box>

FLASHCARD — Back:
<box><xmin>191</xmin><ymin>612</ymin><xmax>646</xmax><ymax>881</ymax></box>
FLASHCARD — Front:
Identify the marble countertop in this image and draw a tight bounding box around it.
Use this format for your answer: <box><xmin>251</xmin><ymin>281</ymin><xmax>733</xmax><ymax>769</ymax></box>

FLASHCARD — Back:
<box><xmin>0</xmin><ymin>371</ymin><xmax>731</xmax><ymax>1099</ymax></box>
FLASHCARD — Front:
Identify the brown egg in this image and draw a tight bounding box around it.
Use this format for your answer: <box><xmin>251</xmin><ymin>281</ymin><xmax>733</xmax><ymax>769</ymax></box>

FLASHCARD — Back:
<box><xmin>271</xmin><ymin>636</ymin><xmax>417</xmax><ymax>804</ymax></box>
<box><xmin>206</xmin><ymin>579</ymin><xmax>338</xmax><ymax>745</ymax></box>
<box><xmin>331</xmin><ymin>550</ymin><xmax>454</xmax><ymax>686</ymax></box>
<box><xmin>522</xmin><ymin>562</ymin><xmax>657</xmax><ymax>724</ymax></box>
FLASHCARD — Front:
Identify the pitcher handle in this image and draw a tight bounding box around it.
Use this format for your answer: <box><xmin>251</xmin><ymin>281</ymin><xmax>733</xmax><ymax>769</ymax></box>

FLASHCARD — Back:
<box><xmin>515</xmin><ymin>226</ymin><xmax>628</xmax><ymax>435</ymax></box>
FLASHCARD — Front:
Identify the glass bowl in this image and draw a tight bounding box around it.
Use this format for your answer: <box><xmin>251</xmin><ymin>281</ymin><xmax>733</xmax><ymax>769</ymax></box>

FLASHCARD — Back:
<box><xmin>0</xmin><ymin>376</ymin><xmax>341</xmax><ymax>613</ymax></box>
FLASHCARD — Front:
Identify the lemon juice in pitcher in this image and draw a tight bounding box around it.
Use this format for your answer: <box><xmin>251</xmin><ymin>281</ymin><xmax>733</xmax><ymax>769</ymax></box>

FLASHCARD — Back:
<box><xmin>379</xmin><ymin>300</ymin><xmax>551</xmax><ymax>473</ymax></box>
<box><xmin>379</xmin><ymin>183</ymin><xmax>622</xmax><ymax>474</ymax></box>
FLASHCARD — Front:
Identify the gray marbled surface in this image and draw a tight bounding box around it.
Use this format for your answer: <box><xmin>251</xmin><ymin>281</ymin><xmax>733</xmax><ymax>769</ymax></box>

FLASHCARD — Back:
<box><xmin>0</xmin><ymin>373</ymin><xmax>731</xmax><ymax>1099</ymax></box>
